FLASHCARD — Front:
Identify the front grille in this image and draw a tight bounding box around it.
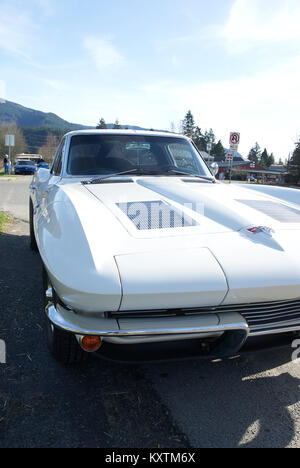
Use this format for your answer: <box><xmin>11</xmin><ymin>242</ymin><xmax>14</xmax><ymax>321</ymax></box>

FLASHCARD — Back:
<box><xmin>109</xmin><ymin>299</ymin><xmax>300</xmax><ymax>334</ymax></box>
<box><xmin>238</xmin><ymin>298</ymin><xmax>300</xmax><ymax>332</ymax></box>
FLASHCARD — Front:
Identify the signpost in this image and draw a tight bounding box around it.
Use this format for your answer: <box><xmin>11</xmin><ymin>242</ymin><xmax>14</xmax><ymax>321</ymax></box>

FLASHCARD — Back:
<box><xmin>228</xmin><ymin>132</ymin><xmax>240</xmax><ymax>183</ymax></box>
<box><xmin>5</xmin><ymin>135</ymin><xmax>15</xmax><ymax>174</ymax></box>
<box><xmin>206</xmin><ymin>142</ymin><xmax>212</xmax><ymax>162</ymax></box>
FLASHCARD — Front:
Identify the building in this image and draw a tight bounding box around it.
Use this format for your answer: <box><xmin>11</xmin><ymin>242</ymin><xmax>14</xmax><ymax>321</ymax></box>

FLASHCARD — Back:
<box><xmin>217</xmin><ymin>161</ymin><xmax>288</xmax><ymax>183</ymax></box>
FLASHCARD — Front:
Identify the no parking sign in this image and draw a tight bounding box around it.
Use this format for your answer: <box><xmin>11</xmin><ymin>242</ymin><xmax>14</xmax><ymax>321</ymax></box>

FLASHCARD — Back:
<box><xmin>229</xmin><ymin>132</ymin><xmax>240</xmax><ymax>146</ymax></box>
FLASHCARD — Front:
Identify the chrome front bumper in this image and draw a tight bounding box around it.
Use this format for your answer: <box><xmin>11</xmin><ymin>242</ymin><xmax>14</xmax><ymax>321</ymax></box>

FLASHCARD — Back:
<box><xmin>45</xmin><ymin>302</ymin><xmax>252</xmax><ymax>357</ymax></box>
<box><xmin>45</xmin><ymin>303</ymin><xmax>249</xmax><ymax>338</ymax></box>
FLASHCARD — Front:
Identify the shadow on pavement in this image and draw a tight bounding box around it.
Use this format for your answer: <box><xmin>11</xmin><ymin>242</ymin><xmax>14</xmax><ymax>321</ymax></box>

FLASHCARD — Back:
<box><xmin>0</xmin><ymin>228</ymin><xmax>188</xmax><ymax>448</ymax></box>
<box><xmin>0</xmin><ymin>226</ymin><xmax>299</xmax><ymax>448</ymax></box>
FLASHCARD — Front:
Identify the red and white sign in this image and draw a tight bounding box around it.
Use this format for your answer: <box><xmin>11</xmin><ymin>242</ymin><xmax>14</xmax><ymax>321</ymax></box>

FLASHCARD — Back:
<box><xmin>226</xmin><ymin>152</ymin><xmax>233</xmax><ymax>161</ymax></box>
<box><xmin>229</xmin><ymin>132</ymin><xmax>240</xmax><ymax>146</ymax></box>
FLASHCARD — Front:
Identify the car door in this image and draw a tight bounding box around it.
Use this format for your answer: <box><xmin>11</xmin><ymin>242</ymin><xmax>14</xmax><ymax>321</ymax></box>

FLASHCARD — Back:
<box><xmin>31</xmin><ymin>137</ymin><xmax>66</xmax><ymax>215</ymax></box>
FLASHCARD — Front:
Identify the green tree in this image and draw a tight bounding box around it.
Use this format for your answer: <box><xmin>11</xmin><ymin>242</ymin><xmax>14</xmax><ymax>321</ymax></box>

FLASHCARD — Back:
<box><xmin>113</xmin><ymin>119</ymin><xmax>121</xmax><ymax>129</ymax></box>
<box><xmin>212</xmin><ymin>140</ymin><xmax>226</xmax><ymax>159</ymax></box>
<box><xmin>268</xmin><ymin>152</ymin><xmax>275</xmax><ymax>167</ymax></box>
<box><xmin>181</xmin><ymin>111</ymin><xmax>195</xmax><ymax>138</ymax></box>
<box><xmin>291</xmin><ymin>139</ymin><xmax>300</xmax><ymax>176</ymax></box>
<box><xmin>96</xmin><ymin>118</ymin><xmax>107</xmax><ymax>129</ymax></box>
<box><xmin>193</xmin><ymin>126</ymin><xmax>206</xmax><ymax>151</ymax></box>
<box><xmin>204</xmin><ymin>129</ymin><xmax>216</xmax><ymax>146</ymax></box>
<box><xmin>248</xmin><ymin>142</ymin><xmax>261</xmax><ymax>164</ymax></box>
<box><xmin>260</xmin><ymin>148</ymin><xmax>269</xmax><ymax>168</ymax></box>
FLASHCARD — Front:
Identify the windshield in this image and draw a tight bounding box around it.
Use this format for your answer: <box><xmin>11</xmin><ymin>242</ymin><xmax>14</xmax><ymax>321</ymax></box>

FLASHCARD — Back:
<box><xmin>16</xmin><ymin>160</ymin><xmax>35</xmax><ymax>166</ymax></box>
<box><xmin>67</xmin><ymin>134</ymin><xmax>211</xmax><ymax>177</ymax></box>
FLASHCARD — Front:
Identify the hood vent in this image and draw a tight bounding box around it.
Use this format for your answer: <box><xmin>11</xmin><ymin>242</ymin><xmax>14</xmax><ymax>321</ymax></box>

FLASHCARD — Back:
<box><xmin>236</xmin><ymin>200</ymin><xmax>300</xmax><ymax>223</ymax></box>
<box><xmin>117</xmin><ymin>200</ymin><xmax>198</xmax><ymax>230</ymax></box>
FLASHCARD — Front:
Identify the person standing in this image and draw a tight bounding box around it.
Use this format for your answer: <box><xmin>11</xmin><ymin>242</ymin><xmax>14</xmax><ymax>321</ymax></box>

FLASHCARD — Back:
<box><xmin>3</xmin><ymin>156</ymin><xmax>9</xmax><ymax>174</ymax></box>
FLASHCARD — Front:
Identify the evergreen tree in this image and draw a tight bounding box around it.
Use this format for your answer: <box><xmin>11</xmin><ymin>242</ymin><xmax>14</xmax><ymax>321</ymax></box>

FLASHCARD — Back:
<box><xmin>96</xmin><ymin>118</ymin><xmax>107</xmax><ymax>129</ymax></box>
<box><xmin>268</xmin><ymin>152</ymin><xmax>275</xmax><ymax>167</ymax></box>
<box><xmin>204</xmin><ymin>129</ymin><xmax>216</xmax><ymax>146</ymax></box>
<box><xmin>260</xmin><ymin>148</ymin><xmax>269</xmax><ymax>168</ymax></box>
<box><xmin>212</xmin><ymin>140</ymin><xmax>226</xmax><ymax>159</ymax></box>
<box><xmin>291</xmin><ymin>140</ymin><xmax>300</xmax><ymax>177</ymax></box>
<box><xmin>113</xmin><ymin>119</ymin><xmax>121</xmax><ymax>129</ymax></box>
<box><xmin>248</xmin><ymin>143</ymin><xmax>261</xmax><ymax>163</ymax></box>
<box><xmin>193</xmin><ymin>126</ymin><xmax>206</xmax><ymax>151</ymax></box>
<box><xmin>182</xmin><ymin>111</ymin><xmax>195</xmax><ymax>138</ymax></box>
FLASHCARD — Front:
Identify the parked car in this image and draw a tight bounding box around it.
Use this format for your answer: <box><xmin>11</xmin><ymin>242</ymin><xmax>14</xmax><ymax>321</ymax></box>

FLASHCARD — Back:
<box><xmin>29</xmin><ymin>130</ymin><xmax>300</xmax><ymax>364</ymax></box>
<box><xmin>37</xmin><ymin>161</ymin><xmax>49</xmax><ymax>169</ymax></box>
<box><xmin>15</xmin><ymin>160</ymin><xmax>37</xmax><ymax>175</ymax></box>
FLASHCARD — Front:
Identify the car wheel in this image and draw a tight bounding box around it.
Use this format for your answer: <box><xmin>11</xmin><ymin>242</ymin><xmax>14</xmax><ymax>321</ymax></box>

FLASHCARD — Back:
<box><xmin>42</xmin><ymin>266</ymin><xmax>89</xmax><ymax>364</ymax></box>
<box><xmin>29</xmin><ymin>199</ymin><xmax>38</xmax><ymax>252</ymax></box>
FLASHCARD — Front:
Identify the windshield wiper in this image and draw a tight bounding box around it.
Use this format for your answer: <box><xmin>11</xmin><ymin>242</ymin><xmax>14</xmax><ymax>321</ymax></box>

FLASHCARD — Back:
<box><xmin>82</xmin><ymin>167</ymin><xmax>215</xmax><ymax>185</ymax></box>
<box><xmin>82</xmin><ymin>168</ymin><xmax>163</xmax><ymax>184</ymax></box>
<box><xmin>162</xmin><ymin>169</ymin><xmax>215</xmax><ymax>182</ymax></box>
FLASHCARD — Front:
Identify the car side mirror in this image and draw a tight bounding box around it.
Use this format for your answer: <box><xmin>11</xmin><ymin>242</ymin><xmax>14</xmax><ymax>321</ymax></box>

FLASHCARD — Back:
<box><xmin>209</xmin><ymin>162</ymin><xmax>219</xmax><ymax>176</ymax></box>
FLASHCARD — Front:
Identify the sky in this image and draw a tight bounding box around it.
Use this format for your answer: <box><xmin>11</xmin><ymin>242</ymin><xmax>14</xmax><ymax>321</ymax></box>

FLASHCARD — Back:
<box><xmin>0</xmin><ymin>0</ymin><xmax>300</xmax><ymax>160</ymax></box>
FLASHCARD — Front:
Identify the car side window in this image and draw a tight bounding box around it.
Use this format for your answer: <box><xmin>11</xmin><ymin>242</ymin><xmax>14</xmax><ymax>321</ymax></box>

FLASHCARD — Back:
<box><xmin>51</xmin><ymin>138</ymin><xmax>65</xmax><ymax>176</ymax></box>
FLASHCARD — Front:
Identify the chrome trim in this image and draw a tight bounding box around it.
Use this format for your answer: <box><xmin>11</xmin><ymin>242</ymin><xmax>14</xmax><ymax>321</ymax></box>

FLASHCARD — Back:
<box><xmin>33</xmin><ymin>202</ymin><xmax>41</xmax><ymax>215</ymax></box>
<box><xmin>45</xmin><ymin>303</ymin><xmax>249</xmax><ymax>338</ymax></box>
<box><xmin>46</xmin><ymin>288</ymin><xmax>53</xmax><ymax>299</ymax></box>
<box><xmin>250</xmin><ymin>324</ymin><xmax>300</xmax><ymax>336</ymax></box>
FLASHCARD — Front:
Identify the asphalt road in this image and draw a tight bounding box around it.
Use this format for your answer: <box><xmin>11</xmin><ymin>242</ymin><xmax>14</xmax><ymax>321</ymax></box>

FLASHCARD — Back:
<box><xmin>0</xmin><ymin>177</ymin><xmax>299</xmax><ymax>448</ymax></box>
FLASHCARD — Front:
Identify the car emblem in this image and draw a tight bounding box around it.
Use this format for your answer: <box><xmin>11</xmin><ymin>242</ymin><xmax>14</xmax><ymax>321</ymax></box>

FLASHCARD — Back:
<box><xmin>247</xmin><ymin>226</ymin><xmax>274</xmax><ymax>236</ymax></box>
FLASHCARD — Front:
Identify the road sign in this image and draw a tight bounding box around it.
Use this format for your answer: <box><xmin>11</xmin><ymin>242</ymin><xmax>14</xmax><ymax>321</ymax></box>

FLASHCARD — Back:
<box><xmin>226</xmin><ymin>152</ymin><xmax>233</xmax><ymax>161</ymax></box>
<box><xmin>229</xmin><ymin>132</ymin><xmax>240</xmax><ymax>146</ymax></box>
<box><xmin>230</xmin><ymin>143</ymin><xmax>239</xmax><ymax>152</ymax></box>
<box><xmin>5</xmin><ymin>135</ymin><xmax>15</xmax><ymax>147</ymax></box>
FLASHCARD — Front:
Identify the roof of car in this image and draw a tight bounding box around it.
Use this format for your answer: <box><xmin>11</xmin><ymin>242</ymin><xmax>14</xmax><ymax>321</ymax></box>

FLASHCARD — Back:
<box><xmin>64</xmin><ymin>129</ymin><xmax>190</xmax><ymax>139</ymax></box>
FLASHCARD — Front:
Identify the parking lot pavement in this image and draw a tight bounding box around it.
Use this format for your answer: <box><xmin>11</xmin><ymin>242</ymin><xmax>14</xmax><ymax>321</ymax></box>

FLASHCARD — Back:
<box><xmin>0</xmin><ymin>219</ymin><xmax>189</xmax><ymax>448</ymax></box>
<box><xmin>0</xmin><ymin>180</ymin><xmax>299</xmax><ymax>448</ymax></box>
<box><xmin>0</xmin><ymin>177</ymin><xmax>30</xmax><ymax>222</ymax></box>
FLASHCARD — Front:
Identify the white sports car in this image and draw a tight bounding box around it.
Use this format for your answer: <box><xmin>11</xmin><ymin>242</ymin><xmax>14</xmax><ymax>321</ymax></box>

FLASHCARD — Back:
<box><xmin>29</xmin><ymin>130</ymin><xmax>300</xmax><ymax>363</ymax></box>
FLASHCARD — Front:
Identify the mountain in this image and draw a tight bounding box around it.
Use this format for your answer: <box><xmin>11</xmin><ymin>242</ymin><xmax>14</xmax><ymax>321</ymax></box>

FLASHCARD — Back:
<box><xmin>0</xmin><ymin>99</ymin><xmax>156</xmax><ymax>131</ymax></box>
<box><xmin>0</xmin><ymin>100</ymin><xmax>164</xmax><ymax>153</ymax></box>
<box><xmin>0</xmin><ymin>100</ymin><xmax>89</xmax><ymax>130</ymax></box>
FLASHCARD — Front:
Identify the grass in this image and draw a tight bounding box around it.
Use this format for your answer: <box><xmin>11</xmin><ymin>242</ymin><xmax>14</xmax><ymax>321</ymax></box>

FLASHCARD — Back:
<box><xmin>0</xmin><ymin>212</ymin><xmax>11</xmax><ymax>233</ymax></box>
<box><xmin>0</xmin><ymin>168</ymin><xmax>17</xmax><ymax>178</ymax></box>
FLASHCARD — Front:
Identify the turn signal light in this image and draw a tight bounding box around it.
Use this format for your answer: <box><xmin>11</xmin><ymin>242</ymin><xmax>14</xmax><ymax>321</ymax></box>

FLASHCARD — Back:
<box><xmin>81</xmin><ymin>335</ymin><xmax>102</xmax><ymax>352</ymax></box>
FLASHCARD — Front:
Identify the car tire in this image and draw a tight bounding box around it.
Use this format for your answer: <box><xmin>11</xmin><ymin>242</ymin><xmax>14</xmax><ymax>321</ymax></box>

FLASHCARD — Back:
<box><xmin>29</xmin><ymin>199</ymin><xmax>38</xmax><ymax>252</ymax></box>
<box><xmin>42</xmin><ymin>266</ymin><xmax>89</xmax><ymax>364</ymax></box>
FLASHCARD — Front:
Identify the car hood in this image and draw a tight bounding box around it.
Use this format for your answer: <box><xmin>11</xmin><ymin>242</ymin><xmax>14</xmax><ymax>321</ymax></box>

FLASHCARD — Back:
<box><xmin>83</xmin><ymin>177</ymin><xmax>300</xmax><ymax>237</ymax></box>
<box><xmin>47</xmin><ymin>177</ymin><xmax>300</xmax><ymax>311</ymax></box>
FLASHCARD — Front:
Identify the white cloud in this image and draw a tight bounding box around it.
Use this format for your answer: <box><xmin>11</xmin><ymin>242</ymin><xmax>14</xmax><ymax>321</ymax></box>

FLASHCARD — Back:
<box><xmin>0</xmin><ymin>0</ymin><xmax>54</xmax><ymax>57</ymax></box>
<box><xmin>45</xmin><ymin>79</ymin><xmax>65</xmax><ymax>91</ymax></box>
<box><xmin>0</xmin><ymin>3</ymin><xmax>35</xmax><ymax>56</ymax></box>
<box><xmin>84</xmin><ymin>36</ymin><xmax>124</xmax><ymax>71</ymax></box>
<box><xmin>222</xmin><ymin>0</ymin><xmax>300</xmax><ymax>53</ymax></box>
<box><xmin>137</xmin><ymin>55</ymin><xmax>300</xmax><ymax>159</ymax></box>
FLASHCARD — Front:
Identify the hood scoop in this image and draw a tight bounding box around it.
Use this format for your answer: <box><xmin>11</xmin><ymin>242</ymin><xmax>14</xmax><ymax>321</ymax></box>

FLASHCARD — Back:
<box><xmin>236</xmin><ymin>200</ymin><xmax>300</xmax><ymax>223</ymax></box>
